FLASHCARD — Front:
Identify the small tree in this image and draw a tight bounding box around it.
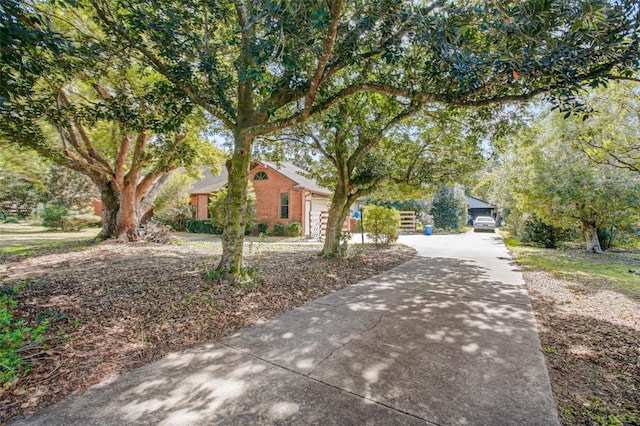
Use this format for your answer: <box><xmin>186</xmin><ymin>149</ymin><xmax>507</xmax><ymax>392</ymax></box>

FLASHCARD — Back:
<box><xmin>153</xmin><ymin>171</ymin><xmax>197</xmax><ymax>231</ymax></box>
<box><xmin>430</xmin><ymin>184</ymin><xmax>468</xmax><ymax>231</ymax></box>
<box><xmin>363</xmin><ymin>205</ymin><xmax>401</xmax><ymax>245</ymax></box>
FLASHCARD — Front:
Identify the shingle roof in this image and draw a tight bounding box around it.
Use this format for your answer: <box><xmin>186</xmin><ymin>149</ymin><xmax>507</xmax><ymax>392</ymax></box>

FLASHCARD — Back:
<box><xmin>260</xmin><ymin>161</ymin><xmax>331</xmax><ymax>195</ymax></box>
<box><xmin>466</xmin><ymin>195</ymin><xmax>495</xmax><ymax>209</ymax></box>
<box><xmin>188</xmin><ymin>161</ymin><xmax>331</xmax><ymax>195</ymax></box>
<box><xmin>189</xmin><ymin>166</ymin><xmax>228</xmax><ymax>194</ymax></box>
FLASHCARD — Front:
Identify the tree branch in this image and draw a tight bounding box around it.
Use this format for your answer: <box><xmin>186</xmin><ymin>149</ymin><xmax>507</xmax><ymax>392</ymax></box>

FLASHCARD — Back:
<box><xmin>89</xmin><ymin>0</ymin><xmax>236</xmax><ymax>130</ymax></box>
<box><xmin>301</xmin><ymin>0</ymin><xmax>344</xmax><ymax>120</ymax></box>
<box><xmin>114</xmin><ymin>134</ymin><xmax>131</xmax><ymax>188</ymax></box>
<box><xmin>348</xmin><ymin>102</ymin><xmax>422</xmax><ymax>174</ymax></box>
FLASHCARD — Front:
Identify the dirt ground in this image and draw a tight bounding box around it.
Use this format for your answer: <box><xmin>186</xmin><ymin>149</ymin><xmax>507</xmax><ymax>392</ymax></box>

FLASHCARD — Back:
<box><xmin>525</xmin><ymin>270</ymin><xmax>640</xmax><ymax>425</ymax></box>
<box><xmin>0</xmin><ymin>240</ymin><xmax>416</xmax><ymax>423</ymax></box>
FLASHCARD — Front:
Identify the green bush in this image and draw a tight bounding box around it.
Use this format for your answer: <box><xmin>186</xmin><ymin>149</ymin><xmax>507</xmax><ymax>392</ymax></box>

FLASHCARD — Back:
<box><xmin>1</xmin><ymin>285</ymin><xmax>48</xmax><ymax>385</ymax></box>
<box><xmin>155</xmin><ymin>205</ymin><xmax>193</xmax><ymax>231</ymax></box>
<box><xmin>286</xmin><ymin>222</ymin><xmax>302</xmax><ymax>237</ymax></box>
<box><xmin>153</xmin><ymin>170</ymin><xmax>196</xmax><ymax>231</ymax></box>
<box><xmin>363</xmin><ymin>205</ymin><xmax>401</xmax><ymax>245</ymax></box>
<box><xmin>42</xmin><ymin>204</ymin><xmax>67</xmax><ymax>229</ymax></box>
<box><xmin>256</xmin><ymin>223</ymin><xmax>269</xmax><ymax>235</ymax></box>
<box><xmin>42</xmin><ymin>204</ymin><xmax>101</xmax><ymax>231</ymax></box>
<box><xmin>186</xmin><ymin>219</ymin><xmax>223</xmax><ymax>234</ymax></box>
<box><xmin>273</xmin><ymin>223</ymin><xmax>285</xmax><ymax>236</ymax></box>
<box><xmin>597</xmin><ymin>226</ymin><xmax>616</xmax><ymax>251</ymax></box>
<box><xmin>520</xmin><ymin>214</ymin><xmax>572</xmax><ymax>249</ymax></box>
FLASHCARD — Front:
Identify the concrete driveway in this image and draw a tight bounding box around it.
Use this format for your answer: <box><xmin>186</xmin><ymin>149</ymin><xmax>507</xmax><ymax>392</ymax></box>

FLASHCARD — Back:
<box><xmin>12</xmin><ymin>231</ymin><xmax>559</xmax><ymax>425</ymax></box>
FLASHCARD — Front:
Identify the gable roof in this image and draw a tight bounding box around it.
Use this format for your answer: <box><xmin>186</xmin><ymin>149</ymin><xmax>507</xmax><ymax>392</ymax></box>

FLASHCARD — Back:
<box><xmin>466</xmin><ymin>195</ymin><xmax>495</xmax><ymax>209</ymax></box>
<box><xmin>260</xmin><ymin>161</ymin><xmax>331</xmax><ymax>195</ymax></box>
<box><xmin>190</xmin><ymin>166</ymin><xmax>228</xmax><ymax>194</ymax></box>
<box><xmin>188</xmin><ymin>161</ymin><xmax>331</xmax><ymax>196</ymax></box>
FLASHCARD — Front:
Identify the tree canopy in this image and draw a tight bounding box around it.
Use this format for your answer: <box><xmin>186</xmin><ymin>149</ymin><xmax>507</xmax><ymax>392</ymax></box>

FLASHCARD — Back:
<box><xmin>482</xmin><ymin>109</ymin><xmax>640</xmax><ymax>252</ymax></box>
<box><xmin>571</xmin><ymin>81</ymin><xmax>640</xmax><ymax>173</ymax></box>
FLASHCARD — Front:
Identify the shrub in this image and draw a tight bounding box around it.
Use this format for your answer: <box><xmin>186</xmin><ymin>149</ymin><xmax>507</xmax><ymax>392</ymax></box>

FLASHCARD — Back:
<box><xmin>1</xmin><ymin>284</ymin><xmax>48</xmax><ymax>385</ymax></box>
<box><xmin>186</xmin><ymin>219</ymin><xmax>222</xmax><ymax>234</ymax></box>
<box><xmin>257</xmin><ymin>223</ymin><xmax>269</xmax><ymax>235</ymax></box>
<box><xmin>42</xmin><ymin>205</ymin><xmax>101</xmax><ymax>231</ymax></box>
<box><xmin>286</xmin><ymin>222</ymin><xmax>302</xmax><ymax>237</ymax></box>
<box><xmin>520</xmin><ymin>214</ymin><xmax>572</xmax><ymax>249</ymax></box>
<box><xmin>597</xmin><ymin>226</ymin><xmax>616</xmax><ymax>251</ymax></box>
<box><xmin>153</xmin><ymin>170</ymin><xmax>195</xmax><ymax>231</ymax></box>
<box><xmin>363</xmin><ymin>205</ymin><xmax>401</xmax><ymax>245</ymax></box>
<box><xmin>273</xmin><ymin>223</ymin><xmax>285</xmax><ymax>236</ymax></box>
<box><xmin>154</xmin><ymin>205</ymin><xmax>193</xmax><ymax>232</ymax></box>
<box><xmin>42</xmin><ymin>204</ymin><xmax>67</xmax><ymax>229</ymax></box>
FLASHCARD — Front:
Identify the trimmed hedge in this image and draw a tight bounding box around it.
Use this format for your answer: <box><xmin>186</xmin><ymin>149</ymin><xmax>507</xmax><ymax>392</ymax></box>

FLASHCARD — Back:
<box><xmin>186</xmin><ymin>220</ymin><xmax>223</xmax><ymax>234</ymax></box>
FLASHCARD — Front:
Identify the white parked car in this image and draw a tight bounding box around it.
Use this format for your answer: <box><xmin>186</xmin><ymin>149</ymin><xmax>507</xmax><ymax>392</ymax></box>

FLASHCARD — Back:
<box><xmin>473</xmin><ymin>216</ymin><xmax>496</xmax><ymax>232</ymax></box>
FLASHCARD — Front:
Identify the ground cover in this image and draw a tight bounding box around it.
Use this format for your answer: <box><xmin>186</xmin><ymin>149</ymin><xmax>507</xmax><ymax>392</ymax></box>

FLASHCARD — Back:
<box><xmin>0</xmin><ymin>223</ymin><xmax>99</xmax><ymax>258</ymax></box>
<box><xmin>0</xmin><ymin>229</ymin><xmax>415</xmax><ymax>423</ymax></box>
<box><xmin>508</xmin><ymin>242</ymin><xmax>640</xmax><ymax>425</ymax></box>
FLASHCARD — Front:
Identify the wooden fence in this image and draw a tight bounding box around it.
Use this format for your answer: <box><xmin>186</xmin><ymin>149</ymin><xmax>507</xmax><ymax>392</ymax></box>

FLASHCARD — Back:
<box><xmin>311</xmin><ymin>210</ymin><xmax>417</xmax><ymax>238</ymax></box>
<box><xmin>398</xmin><ymin>211</ymin><xmax>417</xmax><ymax>233</ymax></box>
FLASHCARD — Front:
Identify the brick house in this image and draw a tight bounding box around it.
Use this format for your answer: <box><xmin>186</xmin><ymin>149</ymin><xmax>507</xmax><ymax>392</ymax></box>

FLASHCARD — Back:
<box><xmin>189</xmin><ymin>161</ymin><xmax>334</xmax><ymax>236</ymax></box>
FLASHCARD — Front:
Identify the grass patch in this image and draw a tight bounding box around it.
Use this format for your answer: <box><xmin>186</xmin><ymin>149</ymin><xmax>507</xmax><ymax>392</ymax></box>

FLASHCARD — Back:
<box><xmin>508</xmin><ymin>243</ymin><xmax>640</xmax><ymax>298</ymax></box>
<box><xmin>0</xmin><ymin>240</ymin><xmax>97</xmax><ymax>261</ymax></box>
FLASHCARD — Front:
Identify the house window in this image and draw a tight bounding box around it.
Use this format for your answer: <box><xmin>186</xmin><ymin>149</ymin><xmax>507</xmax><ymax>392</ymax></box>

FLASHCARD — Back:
<box><xmin>254</xmin><ymin>171</ymin><xmax>268</xmax><ymax>180</ymax></box>
<box><xmin>280</xmin><ymin>193</ymin><xmax>289</xmax><ymax>219</ymax></box>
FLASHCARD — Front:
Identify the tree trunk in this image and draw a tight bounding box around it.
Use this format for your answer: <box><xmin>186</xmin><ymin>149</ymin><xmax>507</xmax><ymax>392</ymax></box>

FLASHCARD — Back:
<box><xmin>216</xmin><ymin>135</ymin><xmax>253</xmax><ymax>280</ymax></box>
<box><xmin>138</xmin><ymin>172</ymin><xmax>171</xmax><ymax>223</ymax></box>
<box><xmin>582</xmin><ymin>222</ymin><xmax>602</xmax><ymax>253</ymax></box>
<box><xmin>322</xmin><ymin>185</ymin><xmax>350</xmax><ymax>258</ymax></box>
<box><xmin>114</xmin><ymin>183</ymin><xmax>140</xmax><ymax>241</ymax></box>
<box><xmin>97</xmin><ymin>184</ymin><xmax>119</xmax><ymax>240</ymax></box>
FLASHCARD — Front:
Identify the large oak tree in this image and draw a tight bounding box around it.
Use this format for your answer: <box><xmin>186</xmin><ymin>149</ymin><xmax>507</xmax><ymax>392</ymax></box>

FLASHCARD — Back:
<box><xmin>0</xmin><ymin>1</ymin><xmax>221</xmax><ymax>240</ymax></box>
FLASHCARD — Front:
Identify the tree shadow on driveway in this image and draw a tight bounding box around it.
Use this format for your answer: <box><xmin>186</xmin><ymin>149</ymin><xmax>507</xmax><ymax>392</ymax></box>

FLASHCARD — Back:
<box><xmin>13</xmin><ymin>256</ymin><xmax>558</xmax><ymax>425</ymax></box>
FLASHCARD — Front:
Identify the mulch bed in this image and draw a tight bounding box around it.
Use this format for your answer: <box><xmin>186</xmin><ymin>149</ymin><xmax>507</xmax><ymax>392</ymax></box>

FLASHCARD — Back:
<box><xmin>0</xmin><ymin>241</ymin><xmax>416</xmax><ymax>423</ymax></box>
<box><xmin>525</xmin><ymin>271</ymin><xmax>640</xmax><ymax>425</ymax></box>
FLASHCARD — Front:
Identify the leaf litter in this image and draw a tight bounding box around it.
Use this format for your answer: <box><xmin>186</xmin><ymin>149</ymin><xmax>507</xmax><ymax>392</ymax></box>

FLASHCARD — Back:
<box><xmin>0</xmin><ymin>240</ymin><xmax>415</xmax><ymax>422</ymax></box>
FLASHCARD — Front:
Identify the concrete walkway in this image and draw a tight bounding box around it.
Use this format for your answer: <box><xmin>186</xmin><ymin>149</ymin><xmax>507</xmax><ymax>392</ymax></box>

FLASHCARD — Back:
<box><xmin>12</xmin><ymin>231</ymin><xmax>559</xmax><ymax>425</ymax></box>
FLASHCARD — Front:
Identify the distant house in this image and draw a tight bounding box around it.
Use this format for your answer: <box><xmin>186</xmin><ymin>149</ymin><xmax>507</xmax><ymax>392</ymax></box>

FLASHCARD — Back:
<box><xmin>466</xmin><ymin>195</ymin><xmax>495</xmax><ymax>222</ymax></box>
<box><xmin>189</xmin><ymin>161</ymin><xmax>339</xmax><ymax>237</ymax></box>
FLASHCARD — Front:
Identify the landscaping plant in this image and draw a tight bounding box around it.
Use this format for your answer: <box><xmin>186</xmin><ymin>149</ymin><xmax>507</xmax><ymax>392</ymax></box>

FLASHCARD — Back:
<box><xmin>363</xmin><ymin>205</ymin><xmax>400</xmax><ymax>245</ymax></box>
<box><xmin>1</xmin><ymin>285</ymin><xmax>48</xmax><ymax>386</ymax></box>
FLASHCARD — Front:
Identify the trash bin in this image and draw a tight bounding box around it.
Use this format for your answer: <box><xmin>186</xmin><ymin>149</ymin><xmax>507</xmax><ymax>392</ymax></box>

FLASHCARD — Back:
<box><xmin>424</xmin><ymin>225</ymin><xmax>432</xmax><ymax>235</ymax></box>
